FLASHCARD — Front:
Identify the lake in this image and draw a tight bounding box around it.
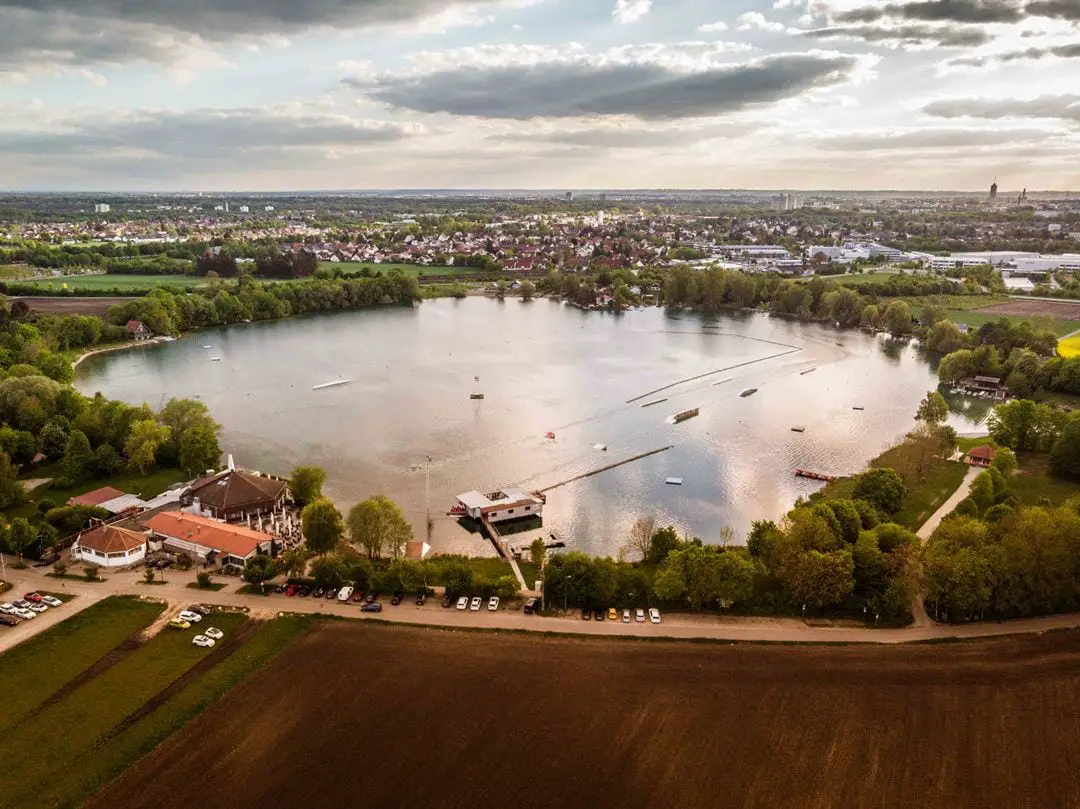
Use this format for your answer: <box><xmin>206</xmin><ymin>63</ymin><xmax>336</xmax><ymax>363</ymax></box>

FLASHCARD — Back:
<box><xmin>75</xmin><ymin>299</ymin><xmax>987</xmax><ymax>558</ymax></box>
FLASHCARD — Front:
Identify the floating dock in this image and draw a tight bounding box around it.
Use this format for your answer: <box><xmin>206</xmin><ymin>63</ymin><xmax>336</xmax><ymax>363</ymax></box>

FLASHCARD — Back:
<box><xmin>313</xmin><ymin>379</ymin><xmax>352</xmax><ymax>391</ymax></box>
<box><xmin>641</xmin><ymin>399</ymin><xmax>668</xmax><ymax>408</ymax></box>
<box><xmin>665</xmin><ymin>477</ymin><xmax>684</xmax><ymax>486</ymax></box>
<box><xmin>853</xmin><ymin>406</ymin><xmax>865</xmax><ymax>411</ymax></box>
<box><xmin>795</xmin><ymin>469</ymin><xmax>836</xmax><ymax>482</ymax></box>
<box><xmin>470</xmin><ymin>393</ymin><xmax>485</xmax><ymax>400</ymax></box>
<box><xmin>791</xmin><ymin>426</ymin><xmax>805</xmax><ymax>433</ymax></box>
<box><xmin>673</xmin><ymin>408</ymin><xmax>700</xmax><ymax>423</ymax></box>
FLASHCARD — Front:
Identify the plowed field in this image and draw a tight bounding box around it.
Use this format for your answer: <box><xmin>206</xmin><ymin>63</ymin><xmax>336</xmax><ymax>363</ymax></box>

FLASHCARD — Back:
<box><xmin>977</xmin><ymin>298</ymin><xmax>1080</xmax><ymax>321</ymax></box>
<box><xmin>86</xmin><ymin>624</ymin><xmax>1080</xmax><ymax>809</ymax></box>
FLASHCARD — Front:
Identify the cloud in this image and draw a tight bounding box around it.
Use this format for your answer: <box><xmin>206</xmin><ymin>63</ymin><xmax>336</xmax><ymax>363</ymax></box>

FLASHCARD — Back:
<box><xmin>834</xmin><ymin>0</ymin><xmax>1026</xmax><ymax>24</ymax></box>
<box><xmin>0</xmin><ymin>107</ymin><xmax>418</xmax><ymax>163</ymax></box>
<box><xmin>735</xmin><ymin>11</ymin><xmax>787</xmax><ymax>31</ymax></box>
<box><xmin>923</xmin><ymin>94</ymin><xmax>1080</xmax><ymax>121</ymax></box>
<box><xmin>486</xmin><ymin>122</ymin><xmax>759</xmax><ymax>149</ymax></box>
<box><xmin>949</xmin><ymin>42</ymin><xmax>1080</xmax><ymax>64</ymax></box>
<box><xmin>612</xmin><ymin>0</ymin><xmax>651</xmax><ymax>24</ymax></box>
<box><xmin>815</xmin><ymin>127</ymin><xmax>1057</xmax><ymax>150</ymax></box>
<box><xmin>1026</xmin><ymin>0</ymin><xmax>1080</xmax><ymax>21</ymax></box>
<box><xmin>349</xmin><ymin>48</ymin><xmax>863</xmax><ymax>120</ymax></box>
<box><xmin>697</xmin><ymin>20</ymin><xmax>729</xmax><ymax>31</ymax></box>
<box><xmin>804</xmin><ymin>22</ymin><xmax>992</xmax><ymax>46</ymax></box>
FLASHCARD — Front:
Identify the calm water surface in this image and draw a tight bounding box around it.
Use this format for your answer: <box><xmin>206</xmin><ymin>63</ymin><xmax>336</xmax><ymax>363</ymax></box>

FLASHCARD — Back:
<box><xmin>76</xmin><ymin>299</ymin><xmax>985</xmax><ymax>557</ymax></box>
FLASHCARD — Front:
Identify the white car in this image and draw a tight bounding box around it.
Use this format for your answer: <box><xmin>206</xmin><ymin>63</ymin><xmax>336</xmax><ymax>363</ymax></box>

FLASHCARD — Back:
<box><xmin>29</xmin><ymin>602</ymin><xmax>48</xmax><ymax>613</ymax></box>
<box><xmin>456</xmin><ymin>596</ymin><xmax>469</xmax><ymax>610</ymax></box>
<box><xmin>469</xmin><ymin>597</ymin><xmax>482</xmax><ymax>611</ymax></box>
<box><xmin>487</xmin><ymin>596</ymin><xmax>500</xmax><ymax>611</ymax></box>
<box><xmin>621</xmin><ymin>609</ymin><xmax>631</xmax><ymax>623</ymax></box>
<box><xmin>204</xmin><ymin>627</ymin><xmax>224</xmax><ymax>640</ymax></box>
<box><xmin>41</xmin><ymin>595</ymin><xmax>62</xmax><ymax>608</ymax></box>
<box><xmin>192</xmin><ymin>635</ymin><xmax>216</xmax><ymax>648</ymax></box>
<box><xmin>0</xmin><ymin>603</ymin><xmax>14</xmax><ymax>614</ymax></box>
<box><xmin>178</xmin><ymin>610</ymin><xmax>203</xmax><ymax>623</ymax></box>
<box><xmin>635</xmin><ymin>608</ymin><xmax>646</xmax><ymax>623</ymax></box>
<box><xmin>13</xmin><ymin>607</ymin><xmax>35</xmax><ymax>620</ymax></box>
<box><xmin>337</xmin><ymin>586</ymin><xmax>354</xmax><ymax>602</ymax></box>
<box><xmin>649</xmin><ymin>608</ymin><xmax>661</xmax><ymax>624</ymax></box>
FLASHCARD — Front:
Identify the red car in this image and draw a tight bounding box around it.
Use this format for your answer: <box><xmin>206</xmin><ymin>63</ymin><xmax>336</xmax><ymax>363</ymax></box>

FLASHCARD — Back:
<box><xmin>351</xmin><ymin>591</ymin><xmax>365</xmax><ymax>603</ymax></box>
<box><xmin>23</xmin><ymin>592</ymin><xmax>43</xmax><ymax>603</ymax></box>
<box><xmin>285</xmin><ymin>584</ymin><xmax>297</xmax><ymax>597</ymax></box>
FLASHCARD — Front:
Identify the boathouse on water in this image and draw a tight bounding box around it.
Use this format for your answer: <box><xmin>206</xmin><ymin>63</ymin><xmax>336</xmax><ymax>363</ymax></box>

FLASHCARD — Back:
<box><xmin>455</xmin><ymin>487</ymin><xmax>545</xmax><ymax>523</ymax></box>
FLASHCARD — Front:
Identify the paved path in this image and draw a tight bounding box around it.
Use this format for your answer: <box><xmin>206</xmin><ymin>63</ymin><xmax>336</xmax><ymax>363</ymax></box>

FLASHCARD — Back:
<box><xmin>917</xmin><ymin>465</ymin><xmax>980</xmax><ymax>542</ymax></box>
<box><xmin>7</xmin><ymin>562</ymin><xmax>1080</xmax><ymax>652</ymax></box>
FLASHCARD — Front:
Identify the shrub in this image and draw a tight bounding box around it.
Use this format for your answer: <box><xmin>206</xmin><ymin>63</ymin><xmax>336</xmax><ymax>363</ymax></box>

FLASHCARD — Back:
<box><xmin>196</xmin><ymin>572</ymin><xmax>212</xmax><ymax>588</ymax></box>
<box><xmin>83</xmin><ymin>564</ymin><xmax>100</xmax><ymax>581</ymax></box>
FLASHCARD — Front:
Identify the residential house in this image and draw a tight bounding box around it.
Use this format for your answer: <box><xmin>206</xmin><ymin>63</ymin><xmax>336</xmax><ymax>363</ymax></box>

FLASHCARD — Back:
<box><xmin>126</xmin><ymin>320</ymin><xmax>152</xmax><ymax>341</ymax></box>
<box><xmin>964</xmin><ymin>445</ymin><xmax>997</xmax><ymax>468</ymax></box>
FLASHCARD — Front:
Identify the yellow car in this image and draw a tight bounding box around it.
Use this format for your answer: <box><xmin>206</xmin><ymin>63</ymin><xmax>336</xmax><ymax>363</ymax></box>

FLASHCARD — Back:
<box><xmin>168</xmin><ymin>618</ymin><xmax>191</xmax><ymax>630</ymax></box>
<box><xmin>607</xmin><ymin>608</ymin><xmax>617</xmax><ymax>622</ymax></box>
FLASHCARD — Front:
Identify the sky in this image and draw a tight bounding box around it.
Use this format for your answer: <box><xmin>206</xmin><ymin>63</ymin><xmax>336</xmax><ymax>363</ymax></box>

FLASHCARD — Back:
<box><xmin>0</xmin><ymin>0</ymin><xmax>1078</xmax><ymax>192</ymax></box>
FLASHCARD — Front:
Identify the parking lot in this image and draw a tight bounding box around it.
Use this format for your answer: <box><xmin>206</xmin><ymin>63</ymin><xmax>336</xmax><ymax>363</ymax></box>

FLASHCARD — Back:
<box><xmin>0</xmin><ymin>590</ymin><xmax>71</xmax><ymax>626</ymax></box>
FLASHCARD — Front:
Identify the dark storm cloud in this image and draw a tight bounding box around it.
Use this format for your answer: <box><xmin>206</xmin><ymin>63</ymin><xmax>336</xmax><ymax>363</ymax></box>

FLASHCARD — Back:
<box><xmin>351</xmin><ymin>54</ymin><xmax>860</xmax><ymax>121</ymax></box>
<box><xmin>835</xmin><ymin>0</ymin><xmax>1026</xmax><ymax>24</ymax></box>
<box><xmin>804</xmin><ymin>23</ymin><xmax>992</xmax><ymax>46</ymax></box>
<box><xmin>923</xmin><ymin>94</ymin><xmax>1080</xmax><ymax>121</ymax></box>
<box><xmin>0</xmin><ymin>0</ymin><xmax>502</xmax><ymax>37</ymax></box>
<box><xmin>0</xmin><ymin>108</ymin><xmax>414</xmax><ymax>160</ymax></box>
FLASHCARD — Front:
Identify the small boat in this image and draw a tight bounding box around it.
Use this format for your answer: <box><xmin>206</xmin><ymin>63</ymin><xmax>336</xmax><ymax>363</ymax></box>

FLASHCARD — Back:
<box><xmin>210</xmin><ymin>357</ymin><xmax>222</xmax><ymax>362</ymax></box>
<box><xmin>853</xmin><ymin>406</ymin><xmax>865</xmax><ymax>411</ymax></box>
<box><xmin>800</xmin><ymin>368</ymin><xmax>816</xmax><ymax>376</ymax></box>
<box><xmin>202</xmin><ymin>345</ymin><xmax>213</xmax><ymax>350</ymax></box>
<box><xmin>791</xmin><ymin>426</ymin><xmax>805</xmax><ymax>433</ymax></box>
<box><xmin>641</xmin><ymin>399</ymin><xmax>668</xmax><ymax>408</ymax></box>
<box><xmin>712</xmin><ymin>378</ymin><xmax>733</xmax><ymax>386</ymax></box>
<box><xmin>313</xmin><ymin>379</ymin><xmax>352</xmax><ymax>391</ymax></box>
<box><xmin>673</xmin><ymin>408</ymin><xmax>700</xmax><ymax>423</ymax></box>
<box><xmin>470</xmin><ymin>393</ymin><xmax>484</xmax><ymax>400</ymax></box>
<box><xmin>665</xmin><ymin>477</ymin><xmax>684</xmax><ymax>486</ymax></box>
<box><xmin>740</xmin><ymin>388</ymin><xmax>758</xmax><ymax>398</ymax></box>
<box><xmin>545</xmin><ymin>431</ymin><xmax>556</xmax><ymax>440</ymax></box>
<box><xmin>593</xmin><ymin>443</ymin><xmax>608</xmax><ymax>451</ymax></box>
<box><xmin>161</xmin><ymin>336</ymin><xmax>176</xmax><ymax>342</ymax></box>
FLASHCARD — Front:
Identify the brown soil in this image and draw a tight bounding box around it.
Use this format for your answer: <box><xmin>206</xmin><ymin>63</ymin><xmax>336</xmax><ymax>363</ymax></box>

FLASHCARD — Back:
<box><xmin>977</xmin><ymin>299</ymin><xmax>1080</xmax><ymax>321</ymax></box>
<box><xmin>14</xmin><ymin>296</ymin><xmax>130</xmax><ymax>315</ymax></box>
<box><xmin>85</xmin><ymin>624</ymin><xmax>1080</xmax><ymax>809</ymax></box>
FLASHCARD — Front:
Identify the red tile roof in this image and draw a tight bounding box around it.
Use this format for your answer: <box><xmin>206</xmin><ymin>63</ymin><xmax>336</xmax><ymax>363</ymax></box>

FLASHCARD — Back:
<box><xmin>966</xmin><ymin>445</ymin><xmax>998</xmax><ymax>460</ymax></box>
<box><xmin>78</xmin><ymin>524</ymin><xmax>147</xmax><ymax>554</ymax></box>
<box><xmin>144</xmin><ymin>512</ymin><xmax>271</xmax><ymax>559</ymax></box>
<box><xmin>68</xmin><ymin>486</ymin><xmax>127</xmax><ymax>508</ymax></box>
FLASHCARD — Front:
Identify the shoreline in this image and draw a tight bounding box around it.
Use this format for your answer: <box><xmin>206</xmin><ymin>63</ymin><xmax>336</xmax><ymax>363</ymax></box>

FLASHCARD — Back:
<box><xmin>72</xmin><ymin>335</ymin><xmax>173</xmax><ymax>369</ymax></box>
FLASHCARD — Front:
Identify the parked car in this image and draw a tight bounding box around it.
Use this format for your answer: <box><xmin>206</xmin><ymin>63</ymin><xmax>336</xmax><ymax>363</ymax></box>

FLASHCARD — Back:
<box><xmin>204</xmin><ymin>627</ymin><xmax>224</xmax><ymax>640</ymax></box>
<box><xmin>442</xmin><ymin>595</ymin><xmax>454</xmax><ymax>608</ymax></box>
<box><xmin>297</xmin><ymin>586</ymin><xmax>311</xmax><ymax>597</ymax></box>
<box><xmin>581</xmin><ymin>609</ymin><xmax>592</xmax><ymax>621</ymax></box>
<box><xmin>34</xmin><ymin>553</ymin><xmax>60</xmax><ymax>567</ymax></box>
<box><xmin>337</xmin><ymin>586</ymin><xmax>354</xmax><ymax>602</ymax></box>
<box><xmin>28</xmin><ymin>603</ymin><xmax>47</xmax><ymax>613</ymax></box>
<box><xmin>523</xmin><ymin>597</ymin><xmax>539</xmax><ymax>614</ymax></box>
<box><xmin>178</xmin><ymin>610</ymin><xmax>203</xmax><ymax>623</ymax></box>
<box><xmin>275</xmin><ymin>581</ymin><xmax>290</xmax><ymax>593</ymax></box>
<box><xmin>649</xmin><ymin>608</ymin><xmax>661</xmax><ymax>624</ymax></box>
<box><xmin>365</xmin><ymin>592</ymin><xmax>378</xmax><ymax>604</ymax></box>
<box><xmin>351</xmin><ymin>591</ymin><xmax>365</xmax><ymax>603</ymax></box>
<box><xmin>469</xmin><ymin>596</ymin><xmax>482</xmax><ymax>611</ymax></box>
<box><xmin>0</xmin><ymin>614</ymin><xmax>19</xmax><ymax>627</ymax></box>
<box><xmin>41</xmin><ymin>595</ymin><xmax>62</xmax><ymax>608</ymax></box>
<box><xmin>192</xmin><ymin>634</ymin><xmax>216</xmax><ymax>648</ymax></box>
<box><xmin>621</xmin><ymin>609</ymin><xmax>631</xmax><ymax>623</ymax></box>
<box><xmin>311</xmin><ymin>588</ymin><xmax>325</xmax><ymax>599</ymax></box>
<box><xmin>12</xmin><ymin>599</ymin><xmax>30</xmax><ymax>610</ymax></box>
<box><xmin>415</xmin><ymin>593</ymin><xmax>428</xmax><ymax>606</ymax></box>
<box><xmin>0</xmin><ymin>603</ymin><xmax>15</xmax><ymax>614</ymax></box>
<box><xmin>325</xmin><ymin>588</ymin><xmax>337</xmax><ymax>600</ymax></box>
<box><xmin>635</xmin><ymin>608</ymin><xmax>646</xmax><ymax>623</ymax></box>
<box><xmin>607</xmin><ymin>607</ymin><xmax>617</xmax><ymax>621</ymax></box>
<box><xmin>187</xmin><ymin>604</ymin><xmax>210</xmax><ymax>616</ymax></box>
<box><xmin>23</xmin><ymin>592</ymin><xmax>43</xmax><ymax>603</ymax></box>
<box><xmin>390</xmin><ymin>592</ymin><xmax>404</xmax><ymax>606</ymax></box>
<box><xmin>593</xmin><ymin>608</ymin><xmax>605</xmax><ymax>622</ymax></box>
<box><xmin>488</xmin><ymin>596</ymin><xmax>500</xmax><ymax>611</ymax></box>
<box><xmin>168</xmin><ymin>618</ymin><xmax>191</xmax><ymax>630</ymax></box>
<box><xmin>285</xmin><ymin>585</ymin><xmax>297</xmax><ymax>597</ymax></box>
<box><xmin>456</xmin><ymin>596</ymin><xmax>469</xmax><ymax>610</ymax></box>
<box><xmin>13</xmin><ymin>608</ymin><xmax>35</xmax><ymax>620</ymax></box>
<box><xmin>361</xmin><ymin>602</ymin><xmax>383</xmax><ymax>613</ymax></box>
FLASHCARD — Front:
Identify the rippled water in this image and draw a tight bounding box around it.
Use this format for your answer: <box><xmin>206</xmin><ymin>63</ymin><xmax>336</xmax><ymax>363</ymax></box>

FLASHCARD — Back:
<box><xmin>76</xmin><ymin>299</ymin><xmax>985</xmax><ymax>557</ymax></box>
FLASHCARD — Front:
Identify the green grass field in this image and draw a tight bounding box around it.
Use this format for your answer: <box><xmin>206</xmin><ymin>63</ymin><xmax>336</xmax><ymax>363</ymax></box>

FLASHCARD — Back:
<box><xmin>325</xmin><ymin>261</ymin><xmax>484</xmax><ymax>278</ymax></box>
<box><xmin>20</xmin><ymin>274</ymin><xmax>203</xmax><ymax>292</ymax></box>
<box><xmin>1010</xmin><ymin>453</ymin><xmax>1080</xmax><ymax>507</ymax></box>
<box><xmin>25</xmin><ymin>466</ymin><xmax>187</xmax><ymax>504</ymax></box>
<box><xmin>837</xmin><ymin>272</ymin><xmax>907</xmax><ymax>285</ymax></box>
<box><xmin>0</xmin><ymin>597</ymin><xmax>164</xmax><ymax>732</ymax></box>
<box><xmin>908</xmin><ymin>304</ymin><xmax>1080</xmax><ymax>337</ymax></box>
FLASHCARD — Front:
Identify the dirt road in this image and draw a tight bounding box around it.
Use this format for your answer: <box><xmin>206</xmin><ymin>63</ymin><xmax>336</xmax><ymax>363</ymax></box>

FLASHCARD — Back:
<box><xmin>85</xmin><ymin>621</ymin><xmax>1080</xmax><ymax>809</ymax></box>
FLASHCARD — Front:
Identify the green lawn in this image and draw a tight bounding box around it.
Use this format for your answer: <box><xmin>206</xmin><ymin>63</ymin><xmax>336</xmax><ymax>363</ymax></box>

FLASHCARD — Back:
<box><xmin>21</xmin><ymin>615</ymin><xmax>313</xmax><ymax>809</ymax></box>
<box><xmin>1010</xmin><ymin>453</ymin><xmax>1080</xmax><ymax>507</ymax></box>
<box><xmin>0</xmin><ymin>612</ymin><xmax>249</xmax><ymax>808</ymax></box>
<box><xmin>19</xmin><ymin>274</ymin><xmax>203</xmax><ymax>292</ymax></box>
<box><xmin>0</xmin><ymin>596</ymin><xmax>164</xmax><ymax>732</ymax></box>
<box><xmin>326</xmin><ymin>261</ymin><xmax>484</xmax><ymax>278</ymax></box>
<box><xmin>517</xmin><ymin>560</ymin><xmax>540</xmax><ymax>588</ymax></box>
<box><xmin>907</xmin><ymin>303</ymin><xmax>1080</xmax><ymax>337</ymax></box>
<box><xmin>837</xmin><ymin>272</ymin><xmax>907</xmax><ymax>285</ymax></box>
<box><xmin>26</xmin><ymin>466</ymin><xmax>188</xmax><ymax>505</ymax></box>
<box><xmin>426</xmin><ymin>555</ymin><xmax>515</xmax><ymax>583</ymax></box>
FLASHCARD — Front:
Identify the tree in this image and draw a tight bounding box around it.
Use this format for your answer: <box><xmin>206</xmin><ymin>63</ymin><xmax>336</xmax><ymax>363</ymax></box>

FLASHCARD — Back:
<box><xmin>989</xmin><ymin>400</ymin><xmax>1063</xmax><ymax>452</ymax></box>
<box><xmin>937</xmin><ymin>349</ymin><xmax>977</xmax><ymax>384</ymax></box>
<box><xmin>969</xmin><ymin>472</ymin><xmax>995</xmax><ymax>515</ymax></box>
<box><xmin>821</xmin><ymin>500</ymin><xmax>862</xmax><ymax>545</ymax></box>
<box><xmin>60</xmin><ymin>429</ymin><xmax>94</xmax><ymax>486</ymax></box>
<box><xmin>648</xmin><ymin>525</ymin><xmax>681</xmax><ymax>564</ymax></box>
<box><xmin>529</xmin><ymin>537</ymin><xmax>547</xmax><ymax>569</ymax></box>
<box><xmin>124</xmin><ymin>419</ymin><xmax>171</xmax><ymax>474</ymax></box>
<box><xmin>84</xmin><ymin>564</ymin><xmax>100</xmax><ymax>581</ymax></box>
<box><xmin>520</xmin><ymin>280</ymin><xmax>536</xmax><ymax>301</ymax></box>
<box><xmin>196</xmin><ymin>571</ymin><xmax>213</xmax><ymax>588</ymax></box>
<box><xmin>309</xmin><ymin>556</ymin><xmax>347</xmax><ymax>590</ymax></box>
<box><xmin>926</xmin><ymin>320</ymin><xmax>967</xmax><ymax>354</ymax></box>
<box><xmin>243</xmin><ymin>554</ymin><xmax>279</xmax><ymax>590</ymax></box>
<box><xmin>92</xmin><ymin>444</ymin><xmax>122</xmax><ymax>477</ymax></box>
<box><xmin>290</xmin><ymin>466</ymin><xmax>327</xmax><ymax>507</ymax></box>
<box><xmin>776</xmin><ymin>548</ymin><xmax>855</xmax><ymax>609</ymax></box>
<box><xmin>0</xmin><ymin>451</ymin><xmax>24</xmax><ymax>511</ymax></box>
<box><xmin>882</xmin><ymin>301</ymin><xmax>912</xmax><ymax>335</ymax></box>
<box><xmin>302</xmin><ymin>498</ymin><xmax>344</xmax><ymax>555</ymax></box>
<box><xmin>6</xmin><ymin>517</ymin><xmax>35</xmax><ymax>559</ymax></box>
<box><xmin>853</xmin><ymin>468</ymin><xmax>907</xmax><ymax>515</ymax></box>
<box><xmin>916</xmin><ymin>390</ymin><xmax>949</xmax><ymax>424</ymax></box>
<box><xmin>347</xmin><ymin>495</ymin><xmax>412</xmax><ymax>560</ymax></box>
<box><xmin>158</xmin><ymin>398</ymin><xmax>218</xmax><ymax>465</ymax></box>
<box><xmin>280</xmin><ymin>547</ymin><xmax>309</xmax><ymax>579</ymax></box>
<box><xmin>440</xmin><ymin>561</ymin><xmax>474</xmax><ymax>597</ymax></box>
<box><xmin>626</xmin><ymin>515</ymin><xmax>656</xmax><ymax>561</ymax></box>
<box><xmin>39</xmin><ymin>419</ymin><xmax>69</xmax><ymax>460</ymax></box>
<box><xmin>990</xmin><ymin>447</ymin><xmax>1018</xmax><ymax>476</ymax></box>
<box><xmin>1051</xmin><ymin>420</ymin><xmax>1080</xmax><ymax>479</ymax></box>
<box><xmin>179</xmin><ymin>423</ymin><xmax>221</xmax><ymax>476</ymax></box>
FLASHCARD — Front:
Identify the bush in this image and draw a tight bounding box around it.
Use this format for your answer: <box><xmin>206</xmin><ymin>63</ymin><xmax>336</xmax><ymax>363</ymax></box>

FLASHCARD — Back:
<box><xmin>54</xmin><ymin>561</ymin><xmax>67</xmax><ymax>576</ymax></box>
<box><xmin>853</xmin><ymin>468</ymin><xmax>907</xmax><ymax>515</ymax></box>
<box><xmin>83</xmin><ymin>564</ymin><xmax>100</xmax><ymax>581</ymax></box>
<box><xmin>37</xmin><ymin>499</ymin><xmax>56</xmax><ymax>514</ymax></box>
<box><xmin>196</xmin><ymin>572</ymin><xmax>212</xmax><ymax>588</ymax></box>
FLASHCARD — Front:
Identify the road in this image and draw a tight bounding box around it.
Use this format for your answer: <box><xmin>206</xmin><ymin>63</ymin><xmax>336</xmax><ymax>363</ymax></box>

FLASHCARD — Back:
<box><xmin>7</xmin><ymin>561</ymin><xmax>1080</xmax><ymax>654</ymax></box>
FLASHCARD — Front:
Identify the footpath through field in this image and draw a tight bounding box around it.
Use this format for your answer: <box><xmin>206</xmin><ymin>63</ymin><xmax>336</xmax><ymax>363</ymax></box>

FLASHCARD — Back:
<box><xmin>7</xmin><ymin>562</ymin><xmax>1080</xmax><ymax>649</ymax></box>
